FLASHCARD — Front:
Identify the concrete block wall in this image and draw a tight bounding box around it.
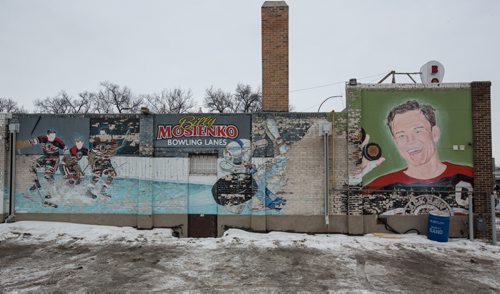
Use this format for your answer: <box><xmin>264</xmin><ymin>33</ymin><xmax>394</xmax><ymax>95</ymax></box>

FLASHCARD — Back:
<box><xmin>275</xmin><ymin>115</ymin><xmax>325</xmax><ymax>215</ymax></box>
<box><xmin>251</xmin><ymin>113</ymin><xmax>330</xmax><ymax>217</ymax></box>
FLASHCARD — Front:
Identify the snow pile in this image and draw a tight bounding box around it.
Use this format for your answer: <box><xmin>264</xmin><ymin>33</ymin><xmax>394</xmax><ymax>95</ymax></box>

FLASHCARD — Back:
<box><xmin>0</xmin><ymin>221</ymin><xmax>498</xmax><ymax>259</ymax></box>
<box><xmin>221</xmin><ymin>228</ymin><xmax>500</xmax><ymax>258</ymax></box>
<box><xmin>0</xmin><ymin>221</ymin><xmax>173</xmax><ymax>245</ymax></box>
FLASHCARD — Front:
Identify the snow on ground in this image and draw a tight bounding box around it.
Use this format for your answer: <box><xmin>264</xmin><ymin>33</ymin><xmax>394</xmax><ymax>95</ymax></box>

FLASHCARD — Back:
<box><xmin>0</xmin><ymin>221</ymin><xmax>499</xmax><ymax>293</ymax></box>
<box><xmin>223</xmin><ymin>227</ymin><xmax>500</xmax><ymax>258</ymax></box>
<box><xmin>1</xmin><ymin>221</ymin><xmax>498</xmax><ymax>255</ymax></box>
<box><xmin>0</xmin><ymin>221</ymin><xmax>174</xmax><ymax>245</ymax></box>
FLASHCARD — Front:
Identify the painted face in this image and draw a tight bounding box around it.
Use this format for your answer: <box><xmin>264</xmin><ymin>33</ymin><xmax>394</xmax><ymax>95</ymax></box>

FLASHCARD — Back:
<box><xmin>47</xmin><ymin>133</ymin><xmax>56</xmax><ymax>142</ymax></box>
<box><xmin>391</xmin><ymin>110</ymin><xmax>440</xmax><ymax>167</ymax></box>
<box><xmin>75</xmin><ymin>140</ymin><xmax>84</xmax><ymax>149</ymax></box>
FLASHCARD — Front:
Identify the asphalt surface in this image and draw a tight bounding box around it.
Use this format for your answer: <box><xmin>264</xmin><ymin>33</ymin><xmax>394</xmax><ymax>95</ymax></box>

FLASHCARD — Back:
<box><xmin>1</xmin><ymin>237</ymin><xmax>499</xmax><ymax>293</ymax></box>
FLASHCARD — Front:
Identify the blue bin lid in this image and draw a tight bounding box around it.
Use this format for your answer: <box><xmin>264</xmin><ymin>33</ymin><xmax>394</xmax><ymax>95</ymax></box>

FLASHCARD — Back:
<box><xmin>429</xmin><ymin>210</ymin><xmax>451</xmax><ymax>217</ymax></box>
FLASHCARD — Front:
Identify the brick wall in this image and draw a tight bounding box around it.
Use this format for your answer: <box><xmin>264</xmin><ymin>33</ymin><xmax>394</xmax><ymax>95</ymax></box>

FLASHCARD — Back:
<box><xmin>346</xmin><ymin>87</ymin><xmax>363</xmax><ymax>216</ymax></box>
<box><xmin>261</xmin><ymin>1</ymin><xmax>289</xmax><ymax>112</ymax></box>
<box><xmin>471</xmin><ymin>81</ymin><xmax>493</xmax><ymax>240</ymax></box>
<box><xmin>332</xmin><ymin>111</ymin><xmax>348</xmax><ymax>214</ymax></box>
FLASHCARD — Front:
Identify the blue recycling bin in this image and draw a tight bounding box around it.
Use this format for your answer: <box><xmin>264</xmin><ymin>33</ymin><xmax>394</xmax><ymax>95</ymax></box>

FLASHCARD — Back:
<box><xmin>427</xmin><ymin>211</ymin><xmax>450</xmax><ymax>242</ymax></box>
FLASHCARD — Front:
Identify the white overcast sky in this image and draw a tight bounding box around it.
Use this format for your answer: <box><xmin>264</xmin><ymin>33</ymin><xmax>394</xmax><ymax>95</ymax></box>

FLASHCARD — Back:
<box><xmin>1</xmin><ymin>0</ymin><xmax>499</xmax><ymax>159</ymax></box>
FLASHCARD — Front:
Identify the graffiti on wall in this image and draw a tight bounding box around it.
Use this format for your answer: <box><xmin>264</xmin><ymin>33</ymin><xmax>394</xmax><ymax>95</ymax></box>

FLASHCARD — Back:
<box><xmin>356</xmin><ymin>90</ymin><xmax>474</xmax><ymax>215</ymax></box>
<box><xmin>15</xmin><ymin>116</ymin><xmax>140</xmax><ymax>210</ymax></box>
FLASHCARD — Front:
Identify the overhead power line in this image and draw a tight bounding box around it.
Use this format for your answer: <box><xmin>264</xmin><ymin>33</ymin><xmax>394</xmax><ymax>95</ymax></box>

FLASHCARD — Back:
<box><xmin>289</xmin><ymin>71</ymin><xmax>389</xmax><ymax>93</ymax></box>
<box><xmin>293</xmin><ymin>71</ymin><xmax>390</xmax><ymax>112</ymax></box>
<box><xmin>299</xmin><ymin>93</ymin><xmax>343</xmax><ymax>112</ymax></box>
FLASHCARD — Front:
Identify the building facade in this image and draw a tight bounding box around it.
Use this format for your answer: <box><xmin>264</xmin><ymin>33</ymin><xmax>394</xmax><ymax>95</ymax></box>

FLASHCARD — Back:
<box><xmin>0</xmin><ymin>81</ymin><xmax>494</xmax><ymax>240</ymax></box>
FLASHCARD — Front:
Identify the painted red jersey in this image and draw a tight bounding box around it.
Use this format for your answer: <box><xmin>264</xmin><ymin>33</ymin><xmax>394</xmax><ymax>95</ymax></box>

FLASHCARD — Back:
<box><xmin>364</xmin><ymin>162</ymin><xmax>473</xmax><ymax>192</ymax></box>
<box><xmin>35</xmin><ymin>136</ymin><xmax>65</xmax><ymax>156</ymax></box>
<box><xmin>70</xmin><ymin>146</ymin><xmax>89</xmax><ymax>161</ymax></box>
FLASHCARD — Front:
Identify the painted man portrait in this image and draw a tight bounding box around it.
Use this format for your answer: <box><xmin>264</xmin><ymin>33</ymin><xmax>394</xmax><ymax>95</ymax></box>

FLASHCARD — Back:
<box><xmin>363</xmin><ymin>100</ymin><xmax>473</xmax><ymax>205</ymax></box>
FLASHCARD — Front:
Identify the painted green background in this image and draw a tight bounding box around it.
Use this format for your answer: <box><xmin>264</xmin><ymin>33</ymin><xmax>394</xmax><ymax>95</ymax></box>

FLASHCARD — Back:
<box><xmin>361</xmin><ymin>88</ymin><xmax>473</xmax><ymax>185</ymax></box>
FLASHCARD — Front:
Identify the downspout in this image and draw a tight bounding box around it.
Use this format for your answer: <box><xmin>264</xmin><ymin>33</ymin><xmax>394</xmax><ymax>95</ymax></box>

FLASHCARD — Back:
<box><xmin>5</xmin><ymin>122</ymin><xmax>20</xmax><ymax>223</ymax></box>
<box><xmin>321</xmin><ymin>121</ymin><xmax>332</xmax><ymax>225</ymax></box>
<box><xmin>468</xmin><ymin>194</ymin><xmax>474</xmax><ymax>241</ymax></box>
<box><xmin>491</xmin><ymin>193</ymin><xmax>497</xmax><ymax>245</ymax></box>
<box><xmin>324</xmin><ymin>132</ymin><xmax>329</xmax><ymax>225</ymax></box>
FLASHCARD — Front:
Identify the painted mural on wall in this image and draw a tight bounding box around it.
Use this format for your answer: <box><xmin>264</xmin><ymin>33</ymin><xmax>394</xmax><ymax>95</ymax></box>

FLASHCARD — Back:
<box><xmin>15</xmin><ymin>116</ymin><xmax>141</xmax><ymax>211</ymax></box>
<box><xmin>90</xmin><ymin>116</ymin><xmax>140</xmax><ymax>155</ymax></box>
<box><xmin>213</xmin><ymin>139</ymin><xmax>257</xmax><ymax>207</ymax></box>
<box><xmin>153</xmin><ymin>113</ymin><xmax>325</xmax><ymax>215</ymax></box>
<box><xmin>216</xmin><ymin>114</ymin><xmax>328</xmax><ymax>215</ymax></box>
<box><xmin>12</xmin><ymin>113</ymin><xmax>327</xmax><ymax>216</ymax></box>
<box><xmin>212</xmin><ymin>118</ymin><xmax>292</xmax><ymax>213</ymax></box>
<box><xmin>88</xmin><ymin>116</ymin><xmax>140</xmax><ymax>198</ymax></box>
<box><xmin>355</xmin><ymin>89</ymin><xmax>473</xmax><ymax>215</ymax></box>
<box><xmin>16</xmin><ymin>116</ymin><xmax>90</xmax><ymax>155</ymax></box>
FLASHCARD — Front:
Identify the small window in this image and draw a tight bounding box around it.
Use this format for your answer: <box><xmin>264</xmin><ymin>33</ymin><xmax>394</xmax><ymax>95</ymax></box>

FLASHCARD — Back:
<box><xmin>189</xmin><ymin>154</ymin><xmax>218</xmax><ymax>175</ymax></box>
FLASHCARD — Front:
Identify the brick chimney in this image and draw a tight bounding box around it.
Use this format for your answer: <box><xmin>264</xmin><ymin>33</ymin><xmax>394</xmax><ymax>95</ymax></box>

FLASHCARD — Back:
<box><xmin>261</xmin><ymin>1</ymin><xmax>289</xmax><ymax>112</ymax></box>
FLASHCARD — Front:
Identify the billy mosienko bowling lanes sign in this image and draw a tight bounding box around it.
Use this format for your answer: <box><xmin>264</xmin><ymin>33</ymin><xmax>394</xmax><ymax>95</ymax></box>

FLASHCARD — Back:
<box><xmin>154</xmin><ymin>114</ymin><xmax>250</xmax><ymax>148</ymax></box>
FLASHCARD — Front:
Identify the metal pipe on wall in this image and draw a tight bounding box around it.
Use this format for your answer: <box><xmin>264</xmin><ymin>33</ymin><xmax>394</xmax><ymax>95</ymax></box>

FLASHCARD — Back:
<box><xmin>491</xmin><ymin>193</ymin><xmax>497</xmax><ymax>245</ymax></box>
<box><xmin>324</xmin><ymin>133</ymin><xmax>329</xmax><ymax>225</ymax></box>
<box><xmin>468</xmin><ymin>194</ymin><xmax>474</xmax><ymax>241</ymax></box>
<box><xmin>5</xmin><ymin>123</ymin><xmax>19</xmax><ymax>223</ymax></box>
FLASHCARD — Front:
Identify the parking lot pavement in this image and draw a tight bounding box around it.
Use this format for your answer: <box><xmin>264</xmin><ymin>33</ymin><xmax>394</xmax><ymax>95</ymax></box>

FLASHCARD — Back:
<box><xmin>1</xmin><ymin>222</ymin><xmax>499</xmax><ymax>292</ymax></box>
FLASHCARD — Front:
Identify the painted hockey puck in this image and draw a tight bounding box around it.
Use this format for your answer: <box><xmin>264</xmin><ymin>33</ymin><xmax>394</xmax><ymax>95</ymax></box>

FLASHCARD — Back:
<box><xmin>363</xmin><ymin>143</ymin><xmax>382</xmax><ymax>161</ymax></box>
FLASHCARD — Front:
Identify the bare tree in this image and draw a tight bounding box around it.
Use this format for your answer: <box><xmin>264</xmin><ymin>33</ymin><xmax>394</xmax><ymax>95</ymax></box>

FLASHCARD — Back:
<box><xmin>144</xmin><ymin>88</ymin><xmax>195</xmax><ymax>113</ymax></box>
<box><xmin>32</xmin><ymin>82</ymin><xmax>148</xmax><ymax>114</ymax></box>
<box><xmin>76</xmin><ymin>91</ymin><xmax>97</xmax><ymax>113</ymax></box>
<box><xmin>233</xmin><ymin>84</ymin><xmax>262</xmax><ymax>112</ymax></box>
<box><xmin>34</xmin><ymin>91</ymin><xmax>92</xmax><ymax>114</ymax></box>
<box><xmin>95</xmin><ymin>82</ymin><xmax>143</xmax><ymax>114</ymax></box>
<box><xmin>0</xmin><ymin>98</ymin><xmax>26</xmax><ymax>113</ymax></box>
<box><xmin>203</xmin><ymin>87</ymin><xmax>234</xmax><ymax>113</ymax></box>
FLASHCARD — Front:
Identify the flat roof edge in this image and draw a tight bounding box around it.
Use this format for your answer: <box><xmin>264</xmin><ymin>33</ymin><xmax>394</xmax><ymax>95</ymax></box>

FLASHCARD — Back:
<box><xmin>347</xmin><ymin>83</ymin><xmax>472</xmax><ymax>89</ymax></box>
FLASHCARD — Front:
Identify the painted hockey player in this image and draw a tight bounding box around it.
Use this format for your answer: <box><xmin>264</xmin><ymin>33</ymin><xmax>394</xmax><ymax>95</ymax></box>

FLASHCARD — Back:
<box><xmin>16</xmin><ymin>129</ymin><xmax>66</xmax><ymax>208</ymax></box>
<box><xmin>61</xmin><ymin>137</ymin><xmax>89</xmax><ymax>185</ymax></box>
<box><xmin>27</xmin><ymin>129</ymin><xmax>65</xmax><ymax>186</ymax></box>
<box><xmin>212</xmin><ymin>118</ymin><xmax>288</xmax><ymax>212</ymax></box>
<box><xmin>86</xmin><ymin>136</ymin><xmax>118</xmax><ymax>199</ymax></box>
